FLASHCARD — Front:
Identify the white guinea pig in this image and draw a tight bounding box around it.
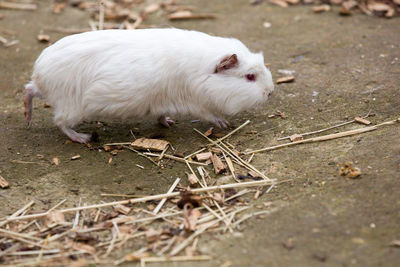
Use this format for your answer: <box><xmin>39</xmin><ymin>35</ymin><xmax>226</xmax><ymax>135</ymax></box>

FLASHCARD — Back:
<box><xmin>24</xmin><ymin>28</ymin><xmax>274</xmax><ymax>143</ymax></box>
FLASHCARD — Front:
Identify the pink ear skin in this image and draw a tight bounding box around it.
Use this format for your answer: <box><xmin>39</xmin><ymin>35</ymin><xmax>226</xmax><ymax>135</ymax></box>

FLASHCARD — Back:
<box><xmin>215</xmin><ymin>54</ymin><xmax>238</xmax><ymax>73</ymax></box>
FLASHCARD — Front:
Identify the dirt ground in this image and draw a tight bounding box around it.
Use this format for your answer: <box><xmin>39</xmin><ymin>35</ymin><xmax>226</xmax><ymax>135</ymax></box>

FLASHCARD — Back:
<box><xmin>1</xmin><ymin>0</ymin><xmax>400</xmax><ymax>266</ymax></box>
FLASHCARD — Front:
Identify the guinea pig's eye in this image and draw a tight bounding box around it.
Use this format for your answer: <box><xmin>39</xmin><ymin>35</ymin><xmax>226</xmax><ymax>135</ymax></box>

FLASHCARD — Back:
<box><xmin>246</xmin><ymin>74</ymin><xmax>256</xmax><ymax>82</ymax></box>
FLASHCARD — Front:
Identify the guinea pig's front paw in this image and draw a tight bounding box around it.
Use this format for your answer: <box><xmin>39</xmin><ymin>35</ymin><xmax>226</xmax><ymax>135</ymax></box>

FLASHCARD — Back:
<box><xmin>212</xmin><ymin>117</ymin><xmax>230</xmax><ymax>129</ymax></box>
<box><xmin>158</xmin><ymin>116</ymin><xmax>175</xmax><ymax>128</ymax></box>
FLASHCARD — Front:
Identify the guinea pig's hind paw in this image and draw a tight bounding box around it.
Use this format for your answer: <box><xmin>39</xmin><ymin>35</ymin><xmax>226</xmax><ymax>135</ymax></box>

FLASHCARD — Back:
<box><xmin>58</xmin><ymin>126</ymin><xmax>91</xmax><ymax>144</ymax></box>
<box><xmin>158</xmin><ymin>116</ymin><xmax>175</xmax><ymax>128</ymax></box>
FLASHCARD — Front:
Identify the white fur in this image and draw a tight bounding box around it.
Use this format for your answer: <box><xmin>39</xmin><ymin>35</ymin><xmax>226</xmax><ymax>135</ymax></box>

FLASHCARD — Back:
<box><xmin>27</xmin><ymin>28</ymin><xmax>274</xmax><ymax>140</ymax></box>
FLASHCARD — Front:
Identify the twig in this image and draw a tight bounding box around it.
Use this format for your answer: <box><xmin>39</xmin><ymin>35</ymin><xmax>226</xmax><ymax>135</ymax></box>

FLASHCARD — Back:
<box><xmin>1</xmin><ymin>180</ymin><xmax>288</xmax><ymax>223</ymax></box>
<box><xmin>98</xmin><ymin>0</ymin><xmax>104</xmax><ymax>30</ymax></box>
<box><xmin>153</xmin><ymin>178</ymin><xmax>180</xmax><ymax>214</ymax></box>
<box><xmin>72</xmin><ymin>198</ymin><xmax>82</xmax><ymax>229</ymax></box>
<box><xmin>100</xmin><ymin>193</ymin><xmax>148</xmax><ymax>198</ymax></box>
<box><xmin>277</xmin><ymin>112</ymin><xmax>373</xmax><ymax>141</ymax></box>
<box><xmin>0</xmin><ymin>2</ymin><xmax>37</xmax><ymax>10</ymax></box>
<box><xmin>122</xmin><ymin>145</ymin><xmax>159</xmax><ymax>166</ymax></box>
<box><xmin>143</xmin><ymin>255</ymin><xmax>212</xmax><ymax>263</ymax></box>
<box><xmin>0</xmin><ymin>201</ymin><xmax>34</xmax><ymax>227</ymax></box>
<box><xmin>145</xmin><ymin>152</ymin><xmax>208</xmax><ymax>166</ymax></box>
<box><xmin>233</xmin><ymin>208</ymin><xmax>279</xmax><ymax>228</ymax></box>
<box><xmin>215</xmin><ymin>120</ymin><xmax>250</xmax><ymax>143</ymax></box>
<box><xmin>245</xmin><ymin>118</ymin><xmax>400</xmax><ymax>154</ymax></box>
<box><xmin>193</xmin><ymin>128</ymin><xmax>272</xmax><ymax>180</ymax></box>
<box><xmin>7</xmin><ymin>249</ymin><xmax>60</xmax><ymax>256</ymax></box>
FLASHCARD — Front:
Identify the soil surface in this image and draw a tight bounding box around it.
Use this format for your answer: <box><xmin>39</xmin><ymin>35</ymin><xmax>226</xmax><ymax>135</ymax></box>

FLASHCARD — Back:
<box><xmin>1</xmin><ymin>1</ymin><xmax>400</xmax><ymax>266</ymax></box>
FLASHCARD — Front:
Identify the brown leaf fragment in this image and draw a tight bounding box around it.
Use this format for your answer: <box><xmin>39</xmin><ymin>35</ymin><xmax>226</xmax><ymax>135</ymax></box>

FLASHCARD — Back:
<box><xmin>284</xmin><ymin>0</ymin><xmax>300</xmax><ymax>4</ymax></box>
<box><xmin>37</xmin><ymin>33</ymin><xmax>50</xmax><ymax>43</ymax></box>
<box><xmin>177</xmin><ymin>191</ymin><xmax>202</xmax><ymax>209</ymax></box>
<box><xmin>248</xmin><ymin>170</ymin><xmax>261</xmax><ymax>178</ymax></box>
<box><xmin>103</xmin><ymin>145</ymin><xmax>111</xmax><ymax>152</ymax></box>
<box><xmin>52</xmin><ymin>0</ymin><xmax>67</xmax><ymax>14</ymax></box>
<box><xmin>0</xmin><ymin>174</ymin><xmax>9</xmax><ymax>188</ymax></box>
<box><xmin>210</xmin><ymin>147</ymin><xmax>222</xmax><ymax>155</ymax></box>
<box><xmin>354</xmin><ymin>116</ymin><xmax>371</xmax><ymax>125</ymax></box>
<box><xmin>184</xmin><ymin>207</ymin><xmax>201</xmax><ymax>232</ymax></box>
<box><xmin>339</xmin><ymin>7</ymin><xmax>352</xmax><ymax>16</ymax></box>
<box><xmin>204</xmin><ymin>127</ymin><xmax>214</xmax><ymax>137</ymax></box>
<box><xmin>168</xmin><ymin>11</ymin><xmax>217</xmax><ymax>20</ymax></box>
<box><xmin>250</xmin><ymin>0</ymin><xmax>265</xmax><ymax>5</ymax></box>
<box><xmin>390</xmin><ymin>240</ymin><xmax>400</xmax><ymax>247</ymax></box>
<box><xmin>213</xmin><ymin>132</ymin><xmax>226</xmax><ymax>138</ymax></box>
<box><xmin>313</xmin><ymin>4</ymin><xmax>331</xmax><ymax>13</ymax></box>
<box><xmin>289</xmin><ymin>134</ymin><xmax>303</xmax><ymax>142</ymax></box>
<box><xmin>276</xmin><ymin>76</ymin><xmax>295</xmax><ymax>84</ymax></box>
<box><xmin>113</xmin><ymin>204</ymin><xmax>131</xmax><ymax>215</ymax></box>
<box><xmin>211</xmin><ymin>154</ymin><xmax>227</xmax><ymax>174</ymax></box>
<box><xmin>71</xmin><ymin>155</ymin><xmax>81</xmax><ymax>160</ymax></box>
<box><xmin>131</xmin><ymin>138</ymin><xmax>169</xmax><ymax>151</ymax></box>
<box><xmin>187</xmin><ymin>173</ymin><xmax>199</xmax><ymax>185</ymax></box>
<box><xmin>269</xmin><ymin>0</ymin><xmax>289</xmax><ymax>8</ymax></box>
<box><xmin>125</xmin><ymin>251</ymin><xmax>150</xmax><ymax>262</ymax></box>
<box><xmin>195</xmin><ymin>152</ymin><xmax>212</xmax><ymax>161</ymax></box>
<box><xmin>46</xmin><ymin>211</ymin><xmax>65</xmax><ymax>226</ymax></box>
<box><xmin>339</xmin><ymin>161</ymin><xmax>361</xmax><ymax>179</ymax></box>
<box><xmin>342</xmin><ymin>0</ymin><xmax>358</xmax><ymax>10</ymax></box>
<box><xmin>145</xmin><ymin>228</ymin><xmax>161</xmax><ymax>243</ymax></box>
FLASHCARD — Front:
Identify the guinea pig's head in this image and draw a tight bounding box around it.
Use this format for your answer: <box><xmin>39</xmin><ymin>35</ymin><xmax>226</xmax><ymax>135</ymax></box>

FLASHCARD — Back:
<box><xmin>202</xmin><ymin>52</ymin><xmax>274</xmax><ymax>116</ymax></box>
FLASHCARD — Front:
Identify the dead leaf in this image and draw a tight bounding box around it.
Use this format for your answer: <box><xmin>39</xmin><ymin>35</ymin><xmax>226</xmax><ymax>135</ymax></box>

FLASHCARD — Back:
<box><xmin>177</xmin><ymin>191</ymin><xmax>202</xmax><ymax>209</ymax></box>
<box><xmin>184</xmin><ymin>207</ymin><xmax>202</xmax><ymax>231</ymax></box>
<box><xmin>211</xmin><ymin>154</ymin><xmax>227</xmax><ymax>174</ymax></box>
<box><xmin>276</xmin><ymin>76</ymin><xmax>295</xmax><ymax>84</ymax></box>
<box><xmin>45</xmin><ymin>211</ymin><xmax>65</xmax><ymax>226</ymax></box>
<box><xmin>195</xmin><ymin>152</ymin><xmax>212</xmax><ymax>161</ymax></box>
<box><xmin>145</xmin><ymin>228</ymin><xmax>161</xmax><ymax>243</ymax></box>
<box><xmin>131</xmin><ymin>138</ymin><xmax>169</xmax><ymax>151</ymax></box>
<box><xmin>204</xmin><ymin>127</ymin><xmax>214</xmax><ymax>137</ymax></box>
<box><xmin>0</xmin><ymin>174</ymin><xmax>9</xmax><ymax>188</ymax></box>
<box><xmin>339</xmin><ymin>161</ymin><xmax>361</xmax><ymax>179</ymax></box>
<box><xmin>52</xmin><ymin>0</ymin><xmax>67</xmax><ymax>14</ymax></box>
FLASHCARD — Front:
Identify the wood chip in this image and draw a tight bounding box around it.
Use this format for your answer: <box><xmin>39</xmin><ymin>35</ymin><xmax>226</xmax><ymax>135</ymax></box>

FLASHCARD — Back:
<box><xmin>313</xmin><ymin>4</ymin><xmax>331</xmax><ymax>13</ymax></box>
<box><xmin>276</xmin><ymin>76</ymin><xmax>295</xmax><ymax>84</ymax></box>
<box><xmin>195</xmin><ymin>152</ymin><xmax>212</xmax><ymax>162</ymax></box>
<box><xmin>354</xmin><ymin>116</ymin><xmax>371</xmax><ymax>125</ymax></box>
<box><xmin>52</xmin><ymin>0</ymin><xmax>67</xmax><ymax>14</ymax></box>
<box><xmin>71</xmin><ymin>155</ymin><xmax>81</xmax><ymax>160</ymax></box>
<box><xmin>146</xmin><ymin>228</ymin><xmax>161</xmax><ymax>243</ymax></box>
<box><xmin>390</xmin><ymin>240</ymin><xmax>400</xmax><ymax>247</ymax></box>
<box><xmin>45</xmin><ymin>211</ymin><xmax>65</xmax><ymax>226</ymax></box>
<box><xmin>289</xmin><ymin>134</ymin><xmax>303</xmax><ymax>142</ymax></box>
<box><xmin>0</xmin><ymin>174</ymin><xmax>9</xmax><ymax>188</ymax></box>
<box><xmin>210</xmin><ymin>147</ymin><xmax>222</xmax><ymax>155</ymax></box>
<box><xmin>168</xmin><ymin>11</ymin><xmax>217</xmax><ymax>20</ymax></box>
<box><xmin>269</xmin><ymin>0</ymin><xmax>289</xmax><ymax>8</ymax></box>
<box><xmin>131</xmin><ymin>138</ymin><xmax>169</xmax><ymax>151</ymax></box>
<box><xmin>187</xmin><ymin>173</ymin><xmax>199</xmax><ymax>185</ymax></box>
<box><xmin>52</xmin><ymin>157</ymin><xmax>60</xmax><ymax>165</ymax></box>
<box><xmin>114</xmin><ymin>204</ymin><xmax>131</xmax><ymax>215</ymax></box>
<box><xmin>339</xmin><ymin>6</ymin><xmax>352</xmax><ymax>16</ymax></box>
<box><xmin>204</xmin><ymin>127</ymin><xmax>213</xmax><ymax>137</ymax></box>
<box><xmin>37</xmin><ymin>33</ymin><xmax>50</xmax><ymax>43</ymax></box>
<box><xmin>0</xmin><ymin>2</ymin><xmax>37</xmax><ymax>11</ymax></box>
<box><xmin>211</xmin><ymin>154</ymin><xmax>227</xmax><ymax>174</ymax></box>
<box><xmin>248</xmin><ymin>170</ymin><xmax>261</xmax><ymax>178</ymax></box>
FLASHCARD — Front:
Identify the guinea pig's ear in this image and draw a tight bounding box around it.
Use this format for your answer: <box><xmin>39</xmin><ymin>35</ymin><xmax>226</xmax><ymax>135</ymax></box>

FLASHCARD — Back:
<box><xmin>215</xmin><ymin>54</ymin><xmax>238</xmax><ymax>73</ymax></box>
